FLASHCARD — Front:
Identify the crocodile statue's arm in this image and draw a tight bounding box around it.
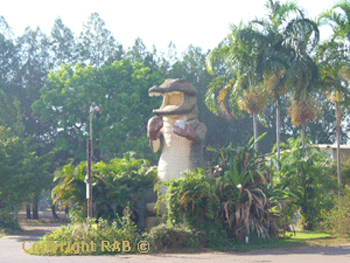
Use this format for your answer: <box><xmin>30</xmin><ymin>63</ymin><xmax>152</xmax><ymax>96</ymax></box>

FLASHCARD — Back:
<box><xmin>147</xmin><ymin>116</ymin><xmax>163</xmax><ymax>153</ymax></box>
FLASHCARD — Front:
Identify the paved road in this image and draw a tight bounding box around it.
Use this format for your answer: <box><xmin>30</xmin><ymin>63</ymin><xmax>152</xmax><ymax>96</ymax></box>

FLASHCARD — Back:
<box><xmin>1</xmin><ymin>232</ymin><xmax>350</xmax><ymax>263</ymax></box>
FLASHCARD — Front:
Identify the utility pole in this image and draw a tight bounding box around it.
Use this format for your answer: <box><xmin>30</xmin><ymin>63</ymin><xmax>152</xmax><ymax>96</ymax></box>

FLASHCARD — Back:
<box><xmin>86</xmin><ymin>102</ymin><xmax>100</xmax><ymax>219</ymax></box>
<box><xmin>86</xmin><ymin>139</ymin><xmax>92</xmax><ymax>218</ymax></box>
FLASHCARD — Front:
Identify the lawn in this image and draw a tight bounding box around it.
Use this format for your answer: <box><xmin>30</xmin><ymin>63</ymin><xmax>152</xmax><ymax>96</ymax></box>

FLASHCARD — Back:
<box><xmin>232</xmin><ymin>231</ymin><xmax>350</xmax><ymax>252</ymax></box>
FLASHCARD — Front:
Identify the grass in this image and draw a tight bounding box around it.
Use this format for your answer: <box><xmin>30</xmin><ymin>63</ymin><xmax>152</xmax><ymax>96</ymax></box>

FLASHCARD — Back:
<box><xmin>232</xmin><ymin>231</ymin><xmax>350</xmax><ymax>252</ymax></box>
<box><xmin>19</xmin><ymin>218</ymin><xmax>67</xmax><ymax>226</ymax></box>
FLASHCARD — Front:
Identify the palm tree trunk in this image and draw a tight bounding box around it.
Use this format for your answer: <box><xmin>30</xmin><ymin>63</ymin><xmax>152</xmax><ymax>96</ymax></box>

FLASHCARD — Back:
<box><xmin>335</xmin><ymin>101</ymin><xmax>342</xmax><ymax>197</ymax></box>
<box><xmin>276</xmin><ymin>101</ymin><xmax>281</xmax><ymax>160</ymax></box>
<box><xmin>253</xmin><ymin>112</ymin><xmax>258</xmax><ymax>152</ymax></box>
<box><xmin>301</xmin><ymin>122</ymin><xmax>306</xmax><ymax>157</ymax></box>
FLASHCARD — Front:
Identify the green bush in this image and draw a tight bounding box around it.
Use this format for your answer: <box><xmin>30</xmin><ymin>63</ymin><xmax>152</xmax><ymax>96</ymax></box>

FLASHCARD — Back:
<box><xmin>155</xmin><ymin>134</ymin><xmax>284</xmax><ymax>247</ymax></box>
<box><xmin>210</xmin><ymin>134</ymin><xmax>283</xmax><ymax>240</ymax></box>
<box><xmin>0</xmin><ymin>209</ymin><xmax>20</xmax><ymax>230</ymax></box>
<box><xmin>146</xmin><ymin>224</ymin><xmax>207</xmax><ymax>251</ymax></box>
<box><xmin>155</xmin><ymin>169</ymin><xmax>230</xmax><ymax>248</ymax></box>
<box><xmin>341</xmin><ymin>160</ymin><xmax>350</xmax><ymax>187</ymax></box>
<box><xmin>52</xmin><ymin>152</ymin><xmax>157</xmax><ymax>223</ymax></box>
<box><xmin>156</xmin><ymin>168</ymin><xmax>219</xmax><ymax>229</ymax></box>
<box><xmin>26</xmin><ymin>208</ymin><xmax>140</xmax><ymax>255</ymax></box>
<box><xmin>322</xmin><ymin>189</ymin><xmax>350</xmax><ymax>237</ymax></box>
<box><xmin>273</xmin><ymin>136</ymin><xmax>338</xmax><ymax>230</ymax></box>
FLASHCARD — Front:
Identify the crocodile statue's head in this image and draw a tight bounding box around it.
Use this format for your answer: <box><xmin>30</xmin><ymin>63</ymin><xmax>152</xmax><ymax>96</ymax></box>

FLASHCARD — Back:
<box><xmin>149</xmin><ymin>79</ymin><xmax>198</xmax><ymax>117</ymax></box>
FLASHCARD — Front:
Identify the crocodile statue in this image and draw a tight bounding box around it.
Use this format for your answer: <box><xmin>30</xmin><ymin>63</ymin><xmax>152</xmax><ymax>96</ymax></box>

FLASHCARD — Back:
<box><xmin>147</xmin><ymin>78</ymin><xmax>207</xmax><ymax>183</ymax></box>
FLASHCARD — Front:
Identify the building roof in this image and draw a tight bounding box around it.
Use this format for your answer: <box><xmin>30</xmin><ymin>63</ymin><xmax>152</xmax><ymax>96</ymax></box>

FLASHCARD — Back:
<box><xmin>315</xmin><ymin>144</ymin><xmax>350</xmax><ymax>150</ymax></box>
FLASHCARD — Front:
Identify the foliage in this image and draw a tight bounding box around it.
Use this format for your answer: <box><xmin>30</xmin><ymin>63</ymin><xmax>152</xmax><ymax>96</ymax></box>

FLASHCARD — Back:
<box><xmin>27</xmin><ymin>207</ymin><xmax>140</xmax><ymax>255</ymax></box>
<box><xmin>341</xmin><ymin>160</ymin><xmax>350</xmax><ymax>187</ymax></box>
<box><xmin>0</xmin><ymin>126</ymin><xmax>38</xmax><ymax>227</ymax></box>
<box><xmin>156</xmin><ymin>134</ymin><xmax>285</xmax><ymax>246</ymax></box>
<box><xmin>318</xmin><ymin>0</ymin><xmax>350</xmax><ymax>43</ymax></box>
<box><xmin>32</xmin><ymin>58</ymin><xmax>163</xmax><ymax>163</ymax></box>
<box><xmin>52</xmin><ymin>152</ymin><xmax>157</xmax><ymax>223</ymax></box>
<box><xmin>209</xmin><ymin>133</ymin><xmax>283</xmax><ymax>240</ymax></box>
<box><xmin>322</xmin><ymin>190</ymin><xmax>350</xmax><ymax>237</ymax></box>
<box><xmin>1</xmin><ymin>2</ymin><xmax>350</xmax><ymax>230</ymax></box>
<box><xmin>145</xmin><ymin>224</ymin><xmax>207</xmax><ymax>251</ymax></box>
<box><xmin>156</xmin><ymin>169</ymin><xmax>218</xmax><ymax>228</ymax></box>
<box><xmin>205</xmin><ymin>21</ymin><xmax>268</xmax><ymax>123</ymax></box>
<box><xmin>0</xmin><ymin>209</ymin><xmax>20</xmax><ymax>230</ymax></box>
<box><xmin>287</xmin><ymin>97</ymin><xmax>320</xmax><ymax>128</ymax></box>
<box><xmin>273</xmin><ymin>136</ymin><xmax>338</xmax><ymax>230</ymax></box>
<box><xmin>79</xmin><ymin>13</ymin><xmax>123</xmax><ymax>68</ymax></box>
<box><xmin>155</xmin><ymin>169</ymin><xmax>229</xmax><ymax>247</ymax></box>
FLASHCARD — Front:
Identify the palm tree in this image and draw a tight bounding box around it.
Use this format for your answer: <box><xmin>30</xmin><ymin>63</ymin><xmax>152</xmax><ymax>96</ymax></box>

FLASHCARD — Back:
<box><xmin>283</xmin><ymin>17</ymin><xmax>320</xmax><ymax>156</ymax></box>
<box><xmin>318</xmin><ymin>0</ymin><xmax>350</xmax><ymax>43</ymax></box>
<box><xmin>287</xmin><ymin>95</ymin><xmax>320</xmax><ymax>156</ymax></box>
<box><xmin>206</xmin><ymin>22</ymin><xmax>268</xmax><ymax>151</ymax></box>
<box><xmin>316</xmin><ymin>40</ymin><xmax>350</xmax><ymax>195</ymax></box>
<box><xmin>252</xmin><ymin>0</ymin><xmax>303</xmax><ymax>159</ymax></box>
<box><xmin>318</xmin><ymin>1</ymin><xmax>350</xmax><ymax>195</ymax></box>
<box><xmin>251</xmin><ymin>0</ymin><xmax>320</xmax><ymax>159</ymax></box>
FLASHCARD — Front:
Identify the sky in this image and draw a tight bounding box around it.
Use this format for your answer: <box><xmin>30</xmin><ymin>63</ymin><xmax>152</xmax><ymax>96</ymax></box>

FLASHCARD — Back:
<box><xmin>1</xmin><ymin>0</ymin><xmax>339</xmax><ymax>55</ymax></box>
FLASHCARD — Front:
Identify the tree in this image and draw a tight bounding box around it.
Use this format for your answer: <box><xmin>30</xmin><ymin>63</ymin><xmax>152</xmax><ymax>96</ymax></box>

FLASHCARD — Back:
<box><xmin>32</xmin><ymin>58</ymin><xmax>164</xmax><ymax>164</ymax></box>
<box><xmin>318</xmin><ymin>1</ymin><xmax>350</xmax><ymax>194</ymax></box>
<box><xmin>206</xmin><ymin>22</ymin><xmax>268</xmax><ymax>151</ymax></box>
<box><xmin>50</xmin><ymin>18</ymin><xmax>79</xmax><ymax>68</ymax></box>
<box><xmin>79</xmin><ymin>13</ymin><xmax>122</xmax><ymax>67</ymax></box>
<box><xmin>0</xmin><ymin>23</ymin><xmax>17</xmax><ymax>87</ymax></box>
<box><xmin>250</xmin><ymin>0</ymin><xmax>308</xmax><ymax>159</ymax></box>
<box><xmin>0</xmin><ymin>16</ymin><xmax>14</xmax><ymax>40</ymax></box>
<box><xmin>16</xmin><ymin>27</ymin><xmax>52</xmax><ymax>147</ymax></box>
<box><xmin>318</xmin><ymin>0</ymin><xmax>350</xmax><ymax>43</ymax></box>
<box><xmin>287</xmin><ymin>95</ymin><xmax>320</xmax><ymax>156</ymax></box>
<box><xmin>284</xmin><ymin>17</ymin><xmax>320</xmax><ymax>155</ymax></box>
<box><xmin>0</xmin><ymin>127</ymin><xmax>34</xmax><ymax>227</ymax></box>
<box><xmin>316</xmin><ymin>41</ymin><xmax>350</xmax><ymax>194</ymax></box>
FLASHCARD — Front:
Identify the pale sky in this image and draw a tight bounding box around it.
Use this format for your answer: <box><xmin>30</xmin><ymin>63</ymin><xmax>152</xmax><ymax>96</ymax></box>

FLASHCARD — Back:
<box><xmin>1</xmin><ymin>0</ymin><xmax>338</xmax><ymax>54</ymax></box>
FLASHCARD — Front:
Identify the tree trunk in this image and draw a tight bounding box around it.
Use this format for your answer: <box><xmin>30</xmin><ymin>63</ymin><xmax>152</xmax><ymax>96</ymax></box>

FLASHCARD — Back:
<box><xmin>32</xmin><ymin>194</ymin><xmax>39</xmax><ymax>220</ymax></box>
<box><xmin>276</xmin><ymin>101</ymin><xmax>281</xmax><ymax>160</ymax></box>
<box><xmin>51</xmin><ymin>204</ymin><xmax>60</xmax><ymax>220</ymax></box>
<box><xmin>301</xmin><ymin>122</ymin><xmax>306</xmax><ymax>157</ymax></box>
<box><xmin>253</xmin><ymin>112</ymin><xmax>258</xmax><ymax>152</ymax></box>
<box><xmin>26</xmin><ymin>204</ymin><xmax>31</xmax><ymax>219</ymax></box>
<box><xmin>335</xmin><ymin>101</ymin><xmax>342</xmax><ymax>197</ymax></box>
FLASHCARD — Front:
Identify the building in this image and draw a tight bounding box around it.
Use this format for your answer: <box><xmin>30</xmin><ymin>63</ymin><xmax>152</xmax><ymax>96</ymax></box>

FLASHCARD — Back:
<box><xmin>316</xmin><ymin>144</ymin><xmax>350</xmax><ymax>163</ymax></box>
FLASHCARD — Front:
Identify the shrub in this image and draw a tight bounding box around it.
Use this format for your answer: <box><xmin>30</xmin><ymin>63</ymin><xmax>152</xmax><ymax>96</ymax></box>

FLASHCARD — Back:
<box><xmin>156</xmin><ymin>134</ymin><xmax>284</xmax><ymax>246</ymax></box>
<box><xmin>155</xmin><ymin>169</ymin><xmax>230</xmax><ymax>248</ymax></box>
<box><xmin>210</xmin><ymin>133</ymin><xmax>282</xmax><ymax>240</ymax></box>
<box><xmin>146</xmin><ymin>224</ymin><xmax>207</xmax><ymax>251</ymax></box>
<box><xmin>156</xmin><ymin>168</ymin><xmax>219</xmax><ymax>229</ymax></box>
<box><xmin>0</xmin><ymin>209</ymin><xmax>20</xmax><ymax>230</ymax></box>
<box><xmin>273</xmin><ymin>136</ymin><xmax>338</xmax><ymax>230</ymax></box>
<box><xmin>26</xmin><ymin>207</ymin><xmax>140</xmax><ymax>255</ymax></box>
<box><xmin>341</xmin><ymin>160</ymin><xmax>350</xmax><ymax>187</ymax></box>
<box><xmin>52</xmin><ymin>152</ymin><xmax>157</xmax><ymax>223</ymax></box>
<box><xmin>322</xmin><ymin>189</ymin><xmax>350</xmax><ymax>237</ymax></box>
